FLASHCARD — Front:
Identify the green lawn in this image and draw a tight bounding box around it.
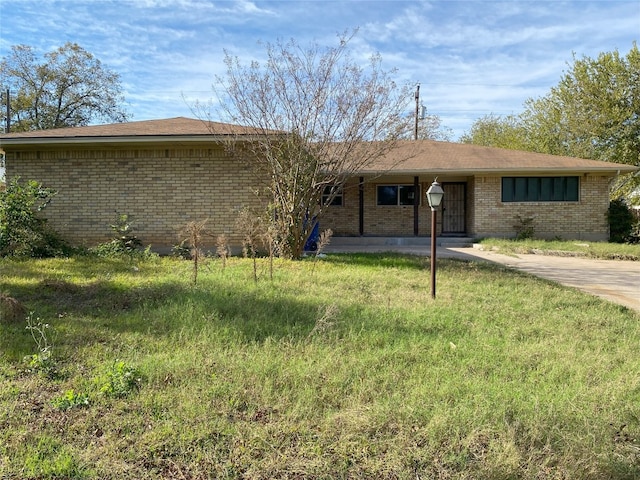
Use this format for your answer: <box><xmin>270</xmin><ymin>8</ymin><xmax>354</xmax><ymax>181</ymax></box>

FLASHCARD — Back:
<box><xmin>478</xmin><ymin>238</ymin><xmax>640</xmax><ymax>260</ymax></box>
<box><xmin>1</xmin><ymin>253</ymin><xmax>639</xmax><ymax>479</ymax></box>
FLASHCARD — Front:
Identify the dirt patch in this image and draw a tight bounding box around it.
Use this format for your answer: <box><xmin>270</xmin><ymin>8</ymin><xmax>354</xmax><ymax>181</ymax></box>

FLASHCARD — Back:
<box><xmin>0</xmin><ymin>294</ymin><xmax>26</xmax><ymax>324</ymax></box>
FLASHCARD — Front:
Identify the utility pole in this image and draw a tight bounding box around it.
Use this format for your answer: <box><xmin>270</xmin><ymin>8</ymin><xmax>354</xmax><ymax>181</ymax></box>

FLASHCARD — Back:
<box><xmin>3</xmin><ymin>89</ymin><xmax>9</xmax><ymax>133</ymax></box>
<box><xmin>414</xmin><ymin>83</ymin><xmax>420</xmax><ymax>141</ymax></box>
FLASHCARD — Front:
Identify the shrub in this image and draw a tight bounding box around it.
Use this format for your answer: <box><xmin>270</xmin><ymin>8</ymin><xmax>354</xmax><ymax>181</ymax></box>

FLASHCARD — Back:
<box><xmin>91</xmin><ymin>213</ymin><xmax>151</xmax><ymax>258</ymax></box>
<box><xmin>0</xmin><ymin>177</ymin><xmax>68</xmax><ymax>257</ymax></box>
<box><xmin>608</xmin><ymin>199</ymin><xmax>639</xmax><ymax>243</ymax></box>
<box><xmin>513</xmin><ymin>215</ymin><xmax>536</xmax><ymax>240</ymax></box>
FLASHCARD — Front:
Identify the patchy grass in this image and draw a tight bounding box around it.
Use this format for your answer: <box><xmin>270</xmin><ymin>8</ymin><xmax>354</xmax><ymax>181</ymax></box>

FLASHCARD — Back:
<box><xmin>478</xmin><ymin>238</ymin><xmax>640</xmax><ymax>261</ymax></box>
<box><xmin>1</xmin><ymin>254</ymin><xmax>639</xmax><ymax>479</ymax></box>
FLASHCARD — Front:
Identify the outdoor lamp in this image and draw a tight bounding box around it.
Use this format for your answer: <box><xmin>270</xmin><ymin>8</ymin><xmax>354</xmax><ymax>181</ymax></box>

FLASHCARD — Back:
<box><xmin>426</xmin><ymin>180</ymin><xmax>444</xmax><ymax>210</ymax></box>
<box><xmin>426</xmin><ymin>180</ymin><xmax>444</xmax><ymax>298</ymax></box>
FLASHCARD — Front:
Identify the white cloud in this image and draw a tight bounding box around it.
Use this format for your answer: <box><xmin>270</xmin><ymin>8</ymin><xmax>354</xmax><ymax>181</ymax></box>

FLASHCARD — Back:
<box><xmin>1</xmin><ymin>0</ymin><xmax>638</xmax><ymax>138</ymax></box>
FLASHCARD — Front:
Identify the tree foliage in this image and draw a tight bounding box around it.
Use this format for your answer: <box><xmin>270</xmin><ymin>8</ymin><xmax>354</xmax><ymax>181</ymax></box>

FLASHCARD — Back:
<box><xmin>213</xmin><ymin>32</ymin><xmax>413</xmax><ymax>259</ymax></box>
<box><xmin>459</xmin><ymin>114</ymin><xmax>527</xmax><ymax>150</ymax></box>
<box><xmin>0</xmin><ymin>177</ymin><xmax>66</xmax><ymax>257</ymax></box>
<box><xmin>462</xmin><ymin>44</ymin><xmax>640</xmax><ymax>200</ymax></box>
<box><xmin>1</xmin><ymin>42</ymin><xmax>129</xmax><ymax>131</ymax></box>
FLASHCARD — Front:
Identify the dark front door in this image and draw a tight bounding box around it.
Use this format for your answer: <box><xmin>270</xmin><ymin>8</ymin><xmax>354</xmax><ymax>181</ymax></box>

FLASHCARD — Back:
<box><xmin>442</xmin><ymin>182</ymin><xmax>466</xmax><ymax>234</ymax></box>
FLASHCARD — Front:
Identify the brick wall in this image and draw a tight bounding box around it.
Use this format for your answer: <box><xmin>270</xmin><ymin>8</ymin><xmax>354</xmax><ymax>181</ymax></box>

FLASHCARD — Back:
<box><xmin>322</xmin><ymin>174</ymin><xmax>612</xmax><ymax>240</ymax></box>
<box><xmin>6</xmin><ymin>145</ymin><xmax>265</xmax><ymax>250</ymax></box>
<box><xmin>6</xmin><ymin>145</ymin><xmax>614</xmax><ymax>246</ymax></box>
<box><xmin>470</xmin><ymin>174</ymin><xmax>611</xmax><ymax>240</ymax></box>
<box><xmin>321</xmin><ymin>177</ymin><xmax>439</xmax><ymax>236</ymax></box>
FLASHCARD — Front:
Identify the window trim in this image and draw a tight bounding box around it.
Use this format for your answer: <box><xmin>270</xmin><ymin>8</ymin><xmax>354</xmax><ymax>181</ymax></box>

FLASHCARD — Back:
<box><xmin>322</xmin><ymin>185</ymin><xmax>343</xmax><ymax>207</ymax></box>
<box><xmin>376</xmin><ymin>184</ymin><xmax>421</xmax><ymax>206</ymax></box>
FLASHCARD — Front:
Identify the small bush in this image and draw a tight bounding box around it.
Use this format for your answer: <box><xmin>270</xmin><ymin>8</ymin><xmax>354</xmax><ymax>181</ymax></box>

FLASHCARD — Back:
<box><xmin>91</xmin><ymin>213</ymin><xmax>153</xmax><ymax>259</ymax></box>
<box><xmin>608</xmin><ymin>199</ymin><xmax>639</xmax><ymax>243</ymax></box>
<box><xmin>513</xmin><ymin>215</ymin><xmax>536</xmax><ymax>240</ymax></box>
<box><xmin>171</xmin><ymin>239</ymin><xmax>192</xmax><ymax>259</ymax></box>
<box><xmin>0</xmin><ymin>177</ymin><xmax>68</xmax><ymax>257</ymax></box>
<box><xmin>52</xmin><ymin>389</ymin><xmax>89</xmax><ymax>410</ymax></box>
<box><xmin>99</xmin><ymin>361</ymin><xmax>142</xmax><ymax>398</ymax></box>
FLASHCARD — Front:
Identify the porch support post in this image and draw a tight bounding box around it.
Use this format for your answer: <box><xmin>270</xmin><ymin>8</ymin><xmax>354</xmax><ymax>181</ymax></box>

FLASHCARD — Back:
<box><xmin>359</xmin><ymin>176</ymin><xmax>364</xmax><ymax>236</ymax></box>
<box><xmin>414</xmin><ymin>176</ymin><xmax>419</xmax><ymax>236</ymax></box>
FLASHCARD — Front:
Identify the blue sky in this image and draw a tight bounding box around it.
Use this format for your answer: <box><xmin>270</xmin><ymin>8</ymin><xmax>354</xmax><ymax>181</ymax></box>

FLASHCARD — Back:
<box><xmin>0</xmin><ymin>0</ymin><xmax>638</xmax><ymax>139</ymax></box>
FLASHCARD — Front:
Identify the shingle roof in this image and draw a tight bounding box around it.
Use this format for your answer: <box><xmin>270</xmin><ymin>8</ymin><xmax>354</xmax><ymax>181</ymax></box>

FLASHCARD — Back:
<box><xmin>0</xmin><ymin>117</ymin><xmax>636</xmax><ymax>175</ymax></box>
<box><xmin>0</xmin><ymin>117</ymin><xmax>265</xmax><ymax>142</ymax></box>
<box><xmin>362</xmin><ymin>140</ymin><xmax>637</xmax><ymax>175</ymax></box>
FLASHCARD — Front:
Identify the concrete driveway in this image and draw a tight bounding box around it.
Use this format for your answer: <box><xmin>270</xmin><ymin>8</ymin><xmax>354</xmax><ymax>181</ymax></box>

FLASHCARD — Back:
<box><xmin>446</xmin><ymin>247</ymin><xmax>640</xmax><ymax>312</ymax></box>
<box><xmin>323</xmin><ymin>244</ymin><xmax>640</xmax><ymax>312</ymax></box>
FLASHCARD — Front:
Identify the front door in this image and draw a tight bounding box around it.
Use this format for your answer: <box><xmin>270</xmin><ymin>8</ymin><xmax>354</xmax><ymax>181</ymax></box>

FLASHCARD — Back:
<box><xmin>442</xmin><ymin>182</ymin><xmax>466</xmax><ymax>234</ymax></box>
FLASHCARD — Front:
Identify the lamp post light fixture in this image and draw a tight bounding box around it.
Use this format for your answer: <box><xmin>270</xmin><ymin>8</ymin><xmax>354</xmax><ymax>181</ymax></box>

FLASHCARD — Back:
<box><xmin>426</xmin><ymin>180</ymin><xmax>444</xmax><ymax>298</ymax></box>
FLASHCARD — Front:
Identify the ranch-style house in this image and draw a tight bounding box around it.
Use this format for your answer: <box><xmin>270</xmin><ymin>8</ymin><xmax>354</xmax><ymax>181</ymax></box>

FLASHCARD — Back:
<box><xmin>1</xmin><ymin>117</ymin><xmax>636</xmax><ymax>250</ymax></box>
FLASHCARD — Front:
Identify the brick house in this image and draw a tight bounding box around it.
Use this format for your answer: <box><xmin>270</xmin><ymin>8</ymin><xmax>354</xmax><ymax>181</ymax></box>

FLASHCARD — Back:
<box><xmin>1</xmin><ymin>117</ymin><xmax>636</xmax><ymax>250</ymax></box>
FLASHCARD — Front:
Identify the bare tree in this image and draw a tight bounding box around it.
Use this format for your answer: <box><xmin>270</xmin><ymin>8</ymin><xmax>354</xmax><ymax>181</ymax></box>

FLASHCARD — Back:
<box><xmin>212</xmin><ymin>31</ymin><xmax>413</xmax><ymax>259</ymax></box>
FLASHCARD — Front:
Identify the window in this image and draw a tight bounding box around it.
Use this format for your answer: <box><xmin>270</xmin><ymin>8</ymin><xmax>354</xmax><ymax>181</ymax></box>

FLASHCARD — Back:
<box><xmin>377</xmin><ymin>185</ymin><xmax>420</xmax><ymax>206</ymax></box>
<box><xmin>322</xmin><ymin>185</ymin><xmax>343</xmax><ymax>206</ymax></box>
<box><xmin>502</xmin><ymin>176</ymin><xmax>579</xmax><ymax>202</ymax></box>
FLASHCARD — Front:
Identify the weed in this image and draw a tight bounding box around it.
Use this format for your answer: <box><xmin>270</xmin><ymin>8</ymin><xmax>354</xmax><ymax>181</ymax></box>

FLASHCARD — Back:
<box><xmin>178</xmin><ymin>219</ymin><xmax>210</xmax><ymax>285</ymax></box>
<box><xmin>52</xmin><ymin>389</ymin><xmax>89</xmax><ymax>410</ymax></box>
<box><xmin>311</xmin><ymin>228</ymin><xmax>333</xmax><ymax>273</ymax></box>
<box><xmin>216</xmin><ymin>233</ymin><xmax>230</xmax><ymax>269</ymax></box>
<box><xmin>236</xmin><ymin>207</ymin><xmax>265</xmax><ymax>283</ymax></box>
<box><xmin>308</xmin><ymin>303</ymin><xmax>340</xmax><ymax>338</ymax></box>
<box><xmin>23</xmin><ymin>312</ymin><xmax>57</xmax><ymax>378</ymax></box>
<box><xmin>99</xmin><ymin>360</ymin><xmax>142</xmax><ymax>398</ymax></box>
<box><xmin>513</xmin><ymin>215</ymin><xmax>536</xmax><ymax>240</ymax></box>
<box><xmin>262</xmin><ymin>222</ymin><xmax>278</xmax><ymax>280</ymax></box>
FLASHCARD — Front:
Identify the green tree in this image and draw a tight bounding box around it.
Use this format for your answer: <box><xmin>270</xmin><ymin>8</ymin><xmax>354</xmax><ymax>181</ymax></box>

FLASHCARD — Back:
<box><xmin>1</xmin><ymin>42</ymin><xmax>129</xmax><ymax>131</ymax></box>
<box><xmin>460</xmin><ymin>113</ymin><xmax>527</xmax><ymax>150</ymax></box>
<box><xmin>463</xmin><ymin>44</ymin><xmax>640</xmax><ymax>200</ymax></box>
<box><xmin>212</xmin><ymin>32</ymin><xmax>412</xmax><ymax>259</ymax></box>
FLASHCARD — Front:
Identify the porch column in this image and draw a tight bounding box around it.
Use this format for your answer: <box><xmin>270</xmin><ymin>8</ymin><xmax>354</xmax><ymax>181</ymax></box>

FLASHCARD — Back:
<box><xmin>414</xmin><ymin>175</ymin><xmax>419</xmax><ymax>236</ymax></box>
<box><xmin>359</xmin><ymin>176</ymin><xmax>364</xmax><ymax>236</ymax></box>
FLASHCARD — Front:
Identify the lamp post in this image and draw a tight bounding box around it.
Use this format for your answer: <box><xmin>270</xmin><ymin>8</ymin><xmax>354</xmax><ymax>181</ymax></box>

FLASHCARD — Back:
<box><xmin>426</xmin><ymin>180</ymin><xmax>444</xmax><ymax>298</ymax></box>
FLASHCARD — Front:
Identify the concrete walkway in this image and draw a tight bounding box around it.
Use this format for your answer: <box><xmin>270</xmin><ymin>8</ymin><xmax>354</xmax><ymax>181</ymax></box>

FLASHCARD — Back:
<box><xmin>323</xmin><ymin>244</ymin><xmax>640</xmax><ymax>312</ymax></box>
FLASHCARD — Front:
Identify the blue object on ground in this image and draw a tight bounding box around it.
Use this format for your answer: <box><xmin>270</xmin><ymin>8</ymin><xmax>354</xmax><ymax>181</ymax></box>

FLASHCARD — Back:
<box><xmin>304</xmin><ymin>217</ymin><xmax>319</xmax><ymax>251</ymax></box>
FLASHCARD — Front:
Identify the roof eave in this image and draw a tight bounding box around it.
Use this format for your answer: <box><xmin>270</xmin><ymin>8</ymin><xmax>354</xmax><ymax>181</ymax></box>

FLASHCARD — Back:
<box><xmin>0</xmin><ymin>134</ymin><xmax>241</xmax><ymax>147</ymax></box>
<box><xmin>359</xmin><ymin>166</ymin><xmax>638</xmax><ymax>176</ymax></box>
